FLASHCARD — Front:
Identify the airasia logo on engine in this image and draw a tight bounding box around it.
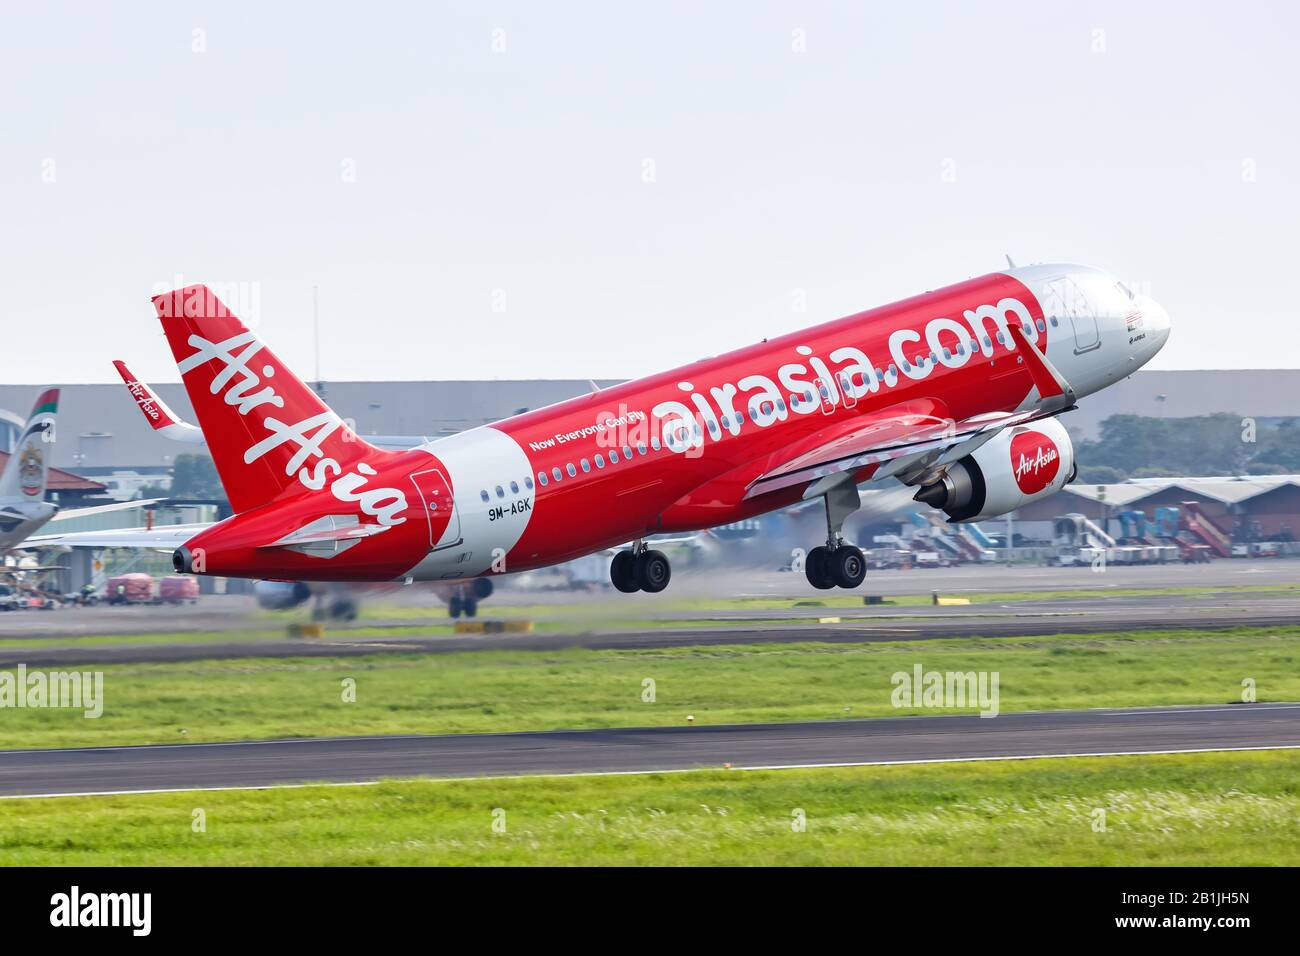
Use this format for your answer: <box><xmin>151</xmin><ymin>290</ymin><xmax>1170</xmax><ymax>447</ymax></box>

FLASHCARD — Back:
<box><xmin>1010</xmin><ymin>430</ymin><xmax>1060</xmax><ymax>495</ymax></box>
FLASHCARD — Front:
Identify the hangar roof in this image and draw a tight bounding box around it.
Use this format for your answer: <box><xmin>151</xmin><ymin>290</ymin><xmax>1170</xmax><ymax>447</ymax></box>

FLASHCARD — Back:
<box><xmin>0</xmin><ymin>451</ymin><xmax>107</xmax><ymax>493</ymax></box>
<box><xmin>1065</xmin><ymin>475</ymin><xmax>1300</xmax><ymax>508</ymax></box>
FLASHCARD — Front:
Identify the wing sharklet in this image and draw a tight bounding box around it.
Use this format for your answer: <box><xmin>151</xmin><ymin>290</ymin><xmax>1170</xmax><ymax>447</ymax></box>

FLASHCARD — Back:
<box><xmin>1007</xmin><ymin>323</ymin><xmax>1075</xmax><ymax>410</ymax></box>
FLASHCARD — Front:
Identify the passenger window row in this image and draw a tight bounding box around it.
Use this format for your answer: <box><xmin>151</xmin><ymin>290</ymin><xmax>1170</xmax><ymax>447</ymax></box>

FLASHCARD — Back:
<box><xmin>903</xmin><ymin>319</ymin><xmax>1055</xmax><ymax>369</ymax></box>
<box><xmin>536</xmin><ymin>437</ymin><xmax>658</xmax><ymax>487</ymax></box>
<box><xmin>521</xmin><ymin>323</ymin><xmax>1065</xmax><ymax>497</ymax></box>
<box><xmin>479</xmin><ymin>474</ymin><xmax>536</xmax><ymax>503</ymax></box>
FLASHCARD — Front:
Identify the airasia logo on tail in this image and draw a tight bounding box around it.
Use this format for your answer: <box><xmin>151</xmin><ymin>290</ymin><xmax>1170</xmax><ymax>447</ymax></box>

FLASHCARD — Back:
<box><xmin>1010</xmin><ymin>430</ymin><xmax>1060</xmax><ymax>494</ymax></box>
<box><xmin>176</xmin><ymin>330</ymin><xmax>409</xmax><ymax>527</ymax></box>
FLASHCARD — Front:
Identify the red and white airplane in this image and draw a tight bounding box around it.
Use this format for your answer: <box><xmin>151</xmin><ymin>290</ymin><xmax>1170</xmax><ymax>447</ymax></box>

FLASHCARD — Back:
<box><xmin>42</xmin><ymin>264</ymin><xmax>1170</xmax><ymax>592</ymax></box>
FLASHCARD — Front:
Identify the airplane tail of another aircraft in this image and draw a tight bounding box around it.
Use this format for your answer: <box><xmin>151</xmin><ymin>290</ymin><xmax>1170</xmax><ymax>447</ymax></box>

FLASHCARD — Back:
<box><xmin>112</xmin><ymin>359</ymin><xmax>206</xmax><ymax>444</ymax></box>
<box><xmin>0</xmin><ymin>389</ymin><xmax>59</xmax><ymax>501</ymax></box>
<box><xmin>151</xmin><ymin>285</ymin><xmax>388</xmax><ymax>514</ymax></box>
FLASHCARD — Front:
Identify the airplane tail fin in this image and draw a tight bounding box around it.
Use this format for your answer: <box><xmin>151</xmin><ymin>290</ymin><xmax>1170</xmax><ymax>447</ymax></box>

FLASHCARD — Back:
<box><xmin>0</xmin><ymin>389</ymin><xmax>59</xmax><ymax>501</ymax></box>
<box><xmin>152</xmin><ymin>285</ymin><xmax>381</xmax><ymax>514</ymax></box>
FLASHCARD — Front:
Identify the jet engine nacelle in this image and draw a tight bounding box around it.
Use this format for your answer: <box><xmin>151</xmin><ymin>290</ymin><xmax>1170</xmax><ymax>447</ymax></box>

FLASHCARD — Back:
<box><xmin>913</xmin><ymin>418</ymin><xmax>1075</xmax><ymax>523</ymax></box>
<box><xmin>253</xmin><ymin>579</ymin><xmax>313</xmax><ymax>610</ymax></box>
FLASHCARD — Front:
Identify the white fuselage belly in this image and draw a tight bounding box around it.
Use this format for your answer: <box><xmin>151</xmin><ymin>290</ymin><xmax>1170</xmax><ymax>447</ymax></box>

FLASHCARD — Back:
<box><xmin>403</xmin><ymin>427</ymin><xmax>534</xmax><ymax>581</ymax></box>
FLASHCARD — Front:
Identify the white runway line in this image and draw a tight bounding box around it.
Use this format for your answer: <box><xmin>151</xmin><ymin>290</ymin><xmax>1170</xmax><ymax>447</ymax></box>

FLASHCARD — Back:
<box><xmin>2</xmin><ymin>743</ymin><xmax>1297</xmax><ymax>801</ymax></box>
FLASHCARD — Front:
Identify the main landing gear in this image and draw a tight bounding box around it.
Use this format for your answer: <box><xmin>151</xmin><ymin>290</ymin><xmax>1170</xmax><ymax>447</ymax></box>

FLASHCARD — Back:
<box><xmin>312</xmin><ymin>592</ymin><xmax>359</xmax><ymax>621</ymax></box>
<box><xmin>805</xmin><ymin>481</ymin><xmax>867</xmax><ymax>591</ymax></box>
<box><xmin>610</xmin><ymin>542</ymin><xmax>672</xmax><ymax>593</ymax></box>
<box><xmin>448</xmin><ymin>578</ymin><xmax>494</xmax><ymax>619</ymax></box>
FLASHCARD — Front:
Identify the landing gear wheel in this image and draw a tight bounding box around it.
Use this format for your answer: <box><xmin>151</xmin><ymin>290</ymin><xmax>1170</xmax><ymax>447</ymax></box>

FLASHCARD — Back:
<box><xmin>448</xmin><ymin>595</ymin><xmax>462</xmax><ymax>618</ymax></box>
<box><xmin>634</xmin><ymin>550</ymin><xmax>671</xmax><ymax>593</ymax></box>
<box><xmin>463</xmin><ymin>597</ymin><xmax>478</xmax><ymax>618</ymax></box>
<box><xmin>330</xmin><ymin>599</ymin><xmax>359</xmax><ymax>621</ymax></box>
<box><xmin>805</xmin><ymin>546</ymin><xmax>835</xmax><ymax>590</ymax></box>
<box><xmin>831</xmin><ymin>545</ymin><xmax>866</xmax><ymax>589</ymax></box>
<box><xmin>610</xmin><ymin>550</ymin><xmax>640</xmax><ymax>593</ymax></box>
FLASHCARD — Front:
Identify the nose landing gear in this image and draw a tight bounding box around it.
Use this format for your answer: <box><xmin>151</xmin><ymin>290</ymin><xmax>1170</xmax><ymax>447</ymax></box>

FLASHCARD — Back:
<box><xmin>610</xmin><ymin>541</ymin><xmax>672</xmax><ymax>593</ymax></box>
<box><xmin>804</xmin><ymin>480</ymin><xmax>867</xmax><ymax>590</ymax></box>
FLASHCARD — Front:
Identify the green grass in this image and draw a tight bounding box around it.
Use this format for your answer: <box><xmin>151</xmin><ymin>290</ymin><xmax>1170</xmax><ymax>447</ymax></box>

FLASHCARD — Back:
<box><xmin>2</xmin><ymin>750</ymin><xmax>1297</xmax><ymax>865</ymax></box>
<box><xmin>3</xmin><ymin>626</ymin><xmax>1296</xmax><ymax>749</ymax></box>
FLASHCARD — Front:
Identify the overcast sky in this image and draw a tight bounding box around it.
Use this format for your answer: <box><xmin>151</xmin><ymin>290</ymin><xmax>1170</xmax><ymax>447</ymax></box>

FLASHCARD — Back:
<box><xmin>1</xmin><ymin>1</ymin><xmax>1295</xmax><ymax>385</ymax></box>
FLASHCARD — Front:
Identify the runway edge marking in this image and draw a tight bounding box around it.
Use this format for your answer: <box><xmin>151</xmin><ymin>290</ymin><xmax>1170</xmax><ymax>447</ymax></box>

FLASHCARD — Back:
<box><xmin>2</xmin><ymin>744</ymin><xmax>1298</xmax><ymax>801</ymax></box>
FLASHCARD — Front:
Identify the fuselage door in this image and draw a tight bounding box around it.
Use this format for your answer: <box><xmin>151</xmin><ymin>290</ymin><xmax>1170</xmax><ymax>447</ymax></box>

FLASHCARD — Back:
<box><xmin>410</xmin><ymin>467</ymin><xmax>463</xmax><ymax>551</ymax></box>
<box><xmin>1042</xmin><ymin>276</ymin><xmax>1100</xmax><ymax>354</ymax></box>
<box><xmin>836</xmin><ymin>372</ymin><xmax>858</xmax><ymax>409</ymax></box>
<box><xmin>815</xmin><ymin>377</ymin><xmax>837</xmax><ymax>415</ymax></box>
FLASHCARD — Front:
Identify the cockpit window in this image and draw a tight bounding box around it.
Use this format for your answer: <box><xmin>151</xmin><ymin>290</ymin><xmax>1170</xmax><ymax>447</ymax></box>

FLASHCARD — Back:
<box><xmin>1116</xmin><ymin>281</ymin><xmax>1135</xmax><ymax>301</ymax></box>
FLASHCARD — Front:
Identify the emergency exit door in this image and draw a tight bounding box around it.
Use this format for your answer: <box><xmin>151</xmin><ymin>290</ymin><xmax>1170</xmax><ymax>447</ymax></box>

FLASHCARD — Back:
<box><xmin>410</xmin><ymin>467</ymin><xmax>462</xmax><ymax>550</ymax></box>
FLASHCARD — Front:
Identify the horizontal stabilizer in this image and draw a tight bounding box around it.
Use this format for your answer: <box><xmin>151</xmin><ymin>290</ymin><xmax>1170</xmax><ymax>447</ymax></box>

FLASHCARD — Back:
<box><xmin>261</xmin><ymin>515</ymin><xmax>392</xmax><ymax>559</ymax></box>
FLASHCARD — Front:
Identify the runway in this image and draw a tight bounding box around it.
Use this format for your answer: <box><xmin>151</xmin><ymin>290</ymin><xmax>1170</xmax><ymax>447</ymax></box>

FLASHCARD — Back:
<box><xmin>0</xmin><ymin>589</ymin><xmax>1297</xmax><ymax>667</ymax></box>
<box><xmin>2</xmin><ymin>702</ymin><xmax>1297</xmax><ymax>798</ymax></box>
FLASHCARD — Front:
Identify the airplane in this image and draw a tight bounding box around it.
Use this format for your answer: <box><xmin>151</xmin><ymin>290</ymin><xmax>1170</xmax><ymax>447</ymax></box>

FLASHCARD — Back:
<box><xmin>1</xmin><ymin>389</ymin><xmax>163</xmax><ymax>566</ymax></box>
<box><xmin>37</xmin><ymin>264</ymin><xmax>1171</xmax><ymax>595</ymax></box>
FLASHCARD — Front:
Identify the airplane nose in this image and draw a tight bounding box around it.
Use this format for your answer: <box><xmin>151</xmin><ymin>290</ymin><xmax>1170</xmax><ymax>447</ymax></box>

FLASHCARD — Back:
<box><xmin>1136</xmin><ymin>295</ymin><xmax>1171</xmax><ymax>351</ymax></box>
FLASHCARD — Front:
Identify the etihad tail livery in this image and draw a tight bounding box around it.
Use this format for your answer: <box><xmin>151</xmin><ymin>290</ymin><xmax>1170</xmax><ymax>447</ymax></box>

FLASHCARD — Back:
<box><xmin>47</xmin><ymin>265</ymin><xmax>1170</xmax><ymax>591</ymax></box>
<box><xmin>0</xmin><ymin>390</ymin><xmax>60</xmax><ymax>551</ymax></box>
<box><xmin>1</xmin><ymin>390</ymin><xmax>167</xmax><ymax>559</ymax></box>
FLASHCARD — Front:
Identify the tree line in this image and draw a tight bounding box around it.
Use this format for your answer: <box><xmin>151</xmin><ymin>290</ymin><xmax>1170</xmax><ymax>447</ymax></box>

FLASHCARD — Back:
<box><xmin>1072</xmin><ymin>414</ymin><xmax>1300</xmax><ymax>484</ymax></box>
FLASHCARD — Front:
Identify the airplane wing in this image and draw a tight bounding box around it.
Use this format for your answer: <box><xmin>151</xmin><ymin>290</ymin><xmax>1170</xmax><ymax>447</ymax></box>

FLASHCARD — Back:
<box><xmin>48</xmin><ymin>498</ymin><xmax>168</xmax><ymax>523</ymax></box>
<box><xmin>744</xmin><ymin>323</ymin><xmax>1077</xmax><ymax>500</ymax></box>
<box><xmin>26</xmin><ymin>523</ymin><xmax>212</xmax><ymax>551</ymax></box>
<box><xmin>113</xmin><ymin>359</ymin><xmax>433</xmax><ymax>451</ymax></box>
<box><xmin>31</xmin><ymin>515</ymin><xmax>391</xmax><ymax>560</ymax></box>
<box><xmin>1</xmin><ymin>498</ymin><xmax>165</xmax><ymax>532</ymax></box>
